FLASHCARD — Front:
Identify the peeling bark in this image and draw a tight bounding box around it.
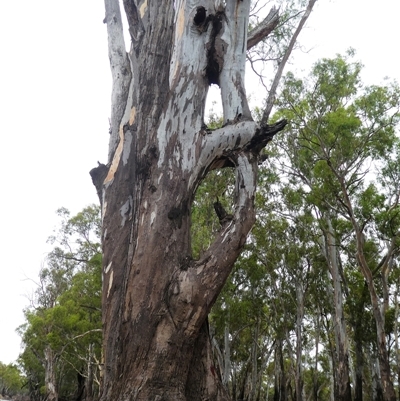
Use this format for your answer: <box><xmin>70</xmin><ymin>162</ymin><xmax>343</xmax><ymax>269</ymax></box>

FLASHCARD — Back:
<box><xmin>94</xmin><ymin>0</ymin><xmax>315</xmax><ymax>399</ymax></box>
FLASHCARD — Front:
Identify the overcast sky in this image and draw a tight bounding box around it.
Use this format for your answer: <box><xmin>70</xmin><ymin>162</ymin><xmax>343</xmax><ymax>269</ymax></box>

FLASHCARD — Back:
<box><xmin>1</xmin><ymin>0</ymin><xmax>399</xmax><ymax>365</ymax></box>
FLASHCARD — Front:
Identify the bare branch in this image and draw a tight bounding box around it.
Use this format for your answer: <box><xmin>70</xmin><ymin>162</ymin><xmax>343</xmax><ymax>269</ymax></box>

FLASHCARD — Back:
<box><xmin>247</xmin><ymin>6</ymin><xmax>280</xmax><ymax>51</ymax></box>
<box><xmin>104</xmin><ymin>0</ymin><xmax>132</xmax><ymax>161</ymax></box>
<box><xmin>60</xmin><ymin>329</ymin><xmax>103</xmax><ymax>356</ymax></box>
<box><xmin>261</xmin><ymin>0</ymin><xmax>318</xmax><ymax>124</ymax></box>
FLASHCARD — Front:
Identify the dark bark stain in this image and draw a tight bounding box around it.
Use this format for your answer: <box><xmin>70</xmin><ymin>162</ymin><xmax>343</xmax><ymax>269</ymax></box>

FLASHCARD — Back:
<box><xmin>234</xmin><ymin>134</ymin><xmax>241</xmax><ymax>148</ymax></box>
<box><xmin>179</xmin><ymin>255</ymin><xmax>193</xmax><ymax>271</ymax></box>
<box><xmin>166</xmin><ymin>119</ymin><xmax>172</xmax><ymax>134</ymax></box>
<box><xmin>193</xmin><ymin>6</ymin><xmax>207</xmax><ymax>26</ymax></box>
<box><xmin>167</xmin><ymin>199</ymin><xmax>189</xmax><ymax>229</ymax></box>
<box><xmin>193</xmin><ymin>8</ymin><xmax>225</xmax><ymax>86</ymax></box>
<box><xmin>137</xmin><ymin>157</ymin><xmax>151</xmax><ymax>179</ymax></box>
<box><xmin>204</xmin><ymin>12</ymin><xmax>225</xmax><ymax>86</ymax></box>
<box><xmin>168</xmin><ymin>206</ymin><xmax>182</xmax><ymax>221</ymax></box>
<box><xmin>137</xmin><ymin>144</ymin><xmax>158</xmax><ymax>180</ymax></box>
<box><xmin>149</xmin><ymin>144</ymin><xmax>159</xmax><ymax>160</ymax></box>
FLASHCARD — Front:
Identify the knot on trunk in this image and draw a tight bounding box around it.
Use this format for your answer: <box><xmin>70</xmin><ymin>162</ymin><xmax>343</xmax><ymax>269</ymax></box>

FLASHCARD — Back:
<box><xmin>89</xmin><ymin>162</ymin><xmax>109</xmax><ymax>204</ymax></box>
<box><xmin>214</xmin><ymin>199</ymin><xmax>233</xmax><ymax>226</ymax></box>
<box><xmin>193</xmin><ymin>6</ymin><xmax>207</xmax><ymax>26</ymax></box>
<box><xmin>168</xmin><ymin>199</ymin><xmax>189</xmax><ymax>229</ymax></box>
<box><xmin>245</xmin><ymin>119</ymin><xmax>288</xmax><ymax>154</ymax></box>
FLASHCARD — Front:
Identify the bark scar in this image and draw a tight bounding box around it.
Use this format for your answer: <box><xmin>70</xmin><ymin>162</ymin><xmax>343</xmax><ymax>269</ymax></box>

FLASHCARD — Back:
<box><xmin>205</xmin><ymin>11</ymin><xmax>225</xmax><ymax>85</ymax></box>
<box><xmin>193</xmin><ymin>8</ymin><xmax>226</xmax><ymax>85</ymax></box>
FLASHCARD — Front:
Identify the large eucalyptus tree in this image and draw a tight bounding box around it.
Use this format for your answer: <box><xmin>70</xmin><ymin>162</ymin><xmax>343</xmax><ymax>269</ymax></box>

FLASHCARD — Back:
<box><xmin>90</xmin><ymin>1</ymin><xmax>316</xmax><ymax>399</ymax></box>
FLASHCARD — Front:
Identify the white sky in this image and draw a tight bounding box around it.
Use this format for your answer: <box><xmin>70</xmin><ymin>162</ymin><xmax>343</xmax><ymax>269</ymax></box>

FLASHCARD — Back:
<box><xmin>0</xmin><ymin>0</ymin><xmax>399</xmax><ymax>365</ymax></box>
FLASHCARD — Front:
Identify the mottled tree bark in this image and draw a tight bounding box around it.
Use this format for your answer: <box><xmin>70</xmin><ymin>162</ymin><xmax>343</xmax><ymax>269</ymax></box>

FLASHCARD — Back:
<box><xmin>91</xmin><ymin>1</ymin><xmax>315</xmax><ymax>399</ymax></box>
<box><xmin>323</xmin><ymin>218</ymin><xmax>352</xmax><ymax>401</ymax></box>
<box><xmin>44</xmin><ymin>346</ymin><xmax>58</xmax><ymax>401</ymax></box>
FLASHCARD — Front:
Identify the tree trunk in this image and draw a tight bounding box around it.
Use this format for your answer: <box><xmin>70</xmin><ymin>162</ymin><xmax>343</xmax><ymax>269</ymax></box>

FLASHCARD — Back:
<box><xmin>353</xmin><ymin>337</ymin><xmax>363</xmax><ymax>401</ymax></box>
<box><xmin>337</xmin><ymin>178</ymin><xmax>396</xmax><ymax>401</ymax></box>
<box><xmin>223</xmin><ymin>321</ymin><xmax>231</xmax><ymax>388</ymax></box>
<box><xmin>313</xmin><ymin>312</ymin><xmax>320</xmax><ymax>401</ymax></box>
<box><xmin>351</xmin><ymin>284</ymin><xmax>369</xmax><ymax>401</ymax></box>
<box><xmin>323</xmin><ymin>218</ymin><xmax>352</xmax><ymax>401</ymax></box>
<box><xmin>86</xmin><ymin>343</ymin><xmax>94</xmax><ymax>401</ymax></box>
<box><xmin>329</xmin><ymin>357</ymin><xmax>335</xmax><ymax>401</ymax></box>
<box><xmin>249</xmin><ymin>319</ymin><xmax>260</xmax><ymax>401</ymax></box>
<box><xmin>76</xmin><ymin>371</ymin><xmax>86</xmax><ymax>401</ymax></box>
<box><xmin>44</xmin><ymin>346</ymin><xmax>58</xmax><ymax>401</ymax></box>
<box><xmin>366</xmin><ymin>346</ymin><xmax>384</xmax><ymax>401</ymax></box>
<box><xmin>394</xmin><ymin>280</ymin><xmax>400</xmax><ymax>401</ymax></box>
<box><xmin>294</xmin><ymin>281</ymin><xmax>305</xmax><ymax>401</ymax></box>
<box><xmin>91</xmin><ymin>0</ymin><xmax>315</xmax><ymax>399</ymax></box>
<box><xmin>273</xmin><ymin>339</ymin><xmax>287</xmax><ymax>401</ymax></box>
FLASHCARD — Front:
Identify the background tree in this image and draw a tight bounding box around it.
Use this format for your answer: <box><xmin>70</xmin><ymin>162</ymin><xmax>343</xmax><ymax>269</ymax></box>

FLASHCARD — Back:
<box><xmin>0</xmin><ymin>362</ymin><xmax>26</xmax><ymax>399</ymax></box>
<box><xmin>275</xmin><ymin>52</ymin><xmax>400</xmax><ymax>401</ymax></box>
<box><xmin>207</xmin><ymin>53</ymin><xmax>400</xmax><ymax>401</ymax></box>
<box><xmin>204</xmin><ymin>153</ymin><xmax>329</xmax><ymax>401</ymax></box>
<box><xmin>18</xmin><ymin>205</ymin><xmax>102</xmax><ymax>401</ymax></box>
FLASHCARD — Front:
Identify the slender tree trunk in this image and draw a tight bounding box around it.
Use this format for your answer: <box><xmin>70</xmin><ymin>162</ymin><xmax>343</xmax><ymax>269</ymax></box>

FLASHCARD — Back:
<box><xmin>223</xmin><ymin>322</ymin><xmax>231</xmax><ymax>389</ymax></box>
<box><xmin>295</xmin><ymin>280</ymin><xmax>305</xmax><ymax>401</ymax></box>
<box><xmin>337</xmin><ymin>177</ymin><xmax>396</xmax><ymax>401</ymax></box>
<box><xmin>354</xmin><ymin>337</ymin><xmax>364</xmax><ymax>401</ymax></box>
<box><xmin>86</xmin><ymin>343</ymin><xmax>94</xmax><ymax>401</ymax></box>
<box><xmin>323</xmin><ymin>218</ymin><xmax>352</xmax><ymax>401</ymax></box>
<box><xmin>329</xmin><ymin>357</ymin><xmax>335</xmax><ymax>401</ymax></box>
<box><xmin>274</xmin><ymin>339</ymin><xmax>287</xmax><ymax>401</ymax></box>
<box><xmin>394</xmin><ymin>281</ymin><xmax>400</xmax><ymax>401</ymax></box>
<box><xmin>366</xmin><ymin>346</ymin><xmax>384</xmax><ymax>401</ymax></box>
<box><xmin>249</xmin><ymin>319</ymin><xmax>260</xmax><ymax>401</ymax></box>
<box><xmin>44</xmin><ymin>346</ymin><xmax>58</xmax><ymax>401</ymax></box>
<box><xmin>350</xmin><ymin>283</ymin><xmax>369</xmax><ymax>401</ymax></box>
<box><xmin>323</xmin><ymin>313</ymin><xmax>336</xmax><ymax>401</ymax></box>
<box><xmin>313</xmin><ymin>312</ymin><xmax>320</xmax><ymax>401</ymax></box>
<box><xmin>76</xmin><ymin>371</ymin><xmax>86</xmax><ymax>401</ymax></box>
